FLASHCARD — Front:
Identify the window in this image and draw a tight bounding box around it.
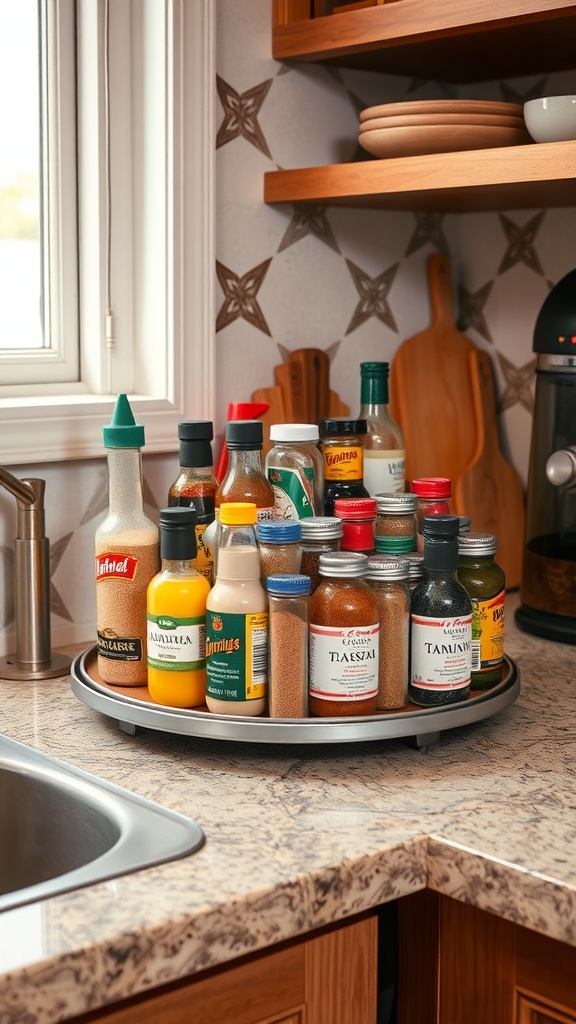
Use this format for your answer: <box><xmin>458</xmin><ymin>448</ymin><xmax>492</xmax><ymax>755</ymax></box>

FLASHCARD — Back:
<box><xmin>0</xmin><ymin>0</ymin><xmax>215</xmax><ymax>463</ymax></box>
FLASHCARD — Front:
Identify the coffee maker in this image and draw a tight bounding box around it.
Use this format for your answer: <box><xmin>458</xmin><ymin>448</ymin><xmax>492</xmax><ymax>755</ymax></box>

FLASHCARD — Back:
<box><xmin>516</xmin><ymin>268</ymin><xmax>576</xmax><ymax>642</ymax></box>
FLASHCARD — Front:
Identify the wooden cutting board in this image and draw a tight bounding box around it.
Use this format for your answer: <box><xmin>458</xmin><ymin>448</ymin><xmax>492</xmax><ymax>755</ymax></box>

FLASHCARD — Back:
<box><xmin>289</xmin><ymin>348</ymin><xmax>331</xmax><ymax>422</ymax></box>
<box><xmin>454</xmin><ymin>349</ymin><xmax>525</xmax><ymax>589</ymax></box>
<box><xmin>390</xmin><ymin>253</ymin><xmax>478</xmax><ymax>487</ymax></box>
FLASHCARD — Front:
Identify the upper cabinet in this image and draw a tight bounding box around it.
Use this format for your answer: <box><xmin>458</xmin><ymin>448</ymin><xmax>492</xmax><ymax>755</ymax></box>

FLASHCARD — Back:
<box><xmin>265</xmin><ymin>1</ymin><xmax>576</xmax><ymax>213</ymax></box>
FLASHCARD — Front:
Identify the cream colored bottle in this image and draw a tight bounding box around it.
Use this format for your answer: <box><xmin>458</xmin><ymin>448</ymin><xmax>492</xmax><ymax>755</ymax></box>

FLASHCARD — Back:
<box><xmin>205</xmin><ymin>502</ymin><xmax>268</xmax><ymax>716</ymax></box>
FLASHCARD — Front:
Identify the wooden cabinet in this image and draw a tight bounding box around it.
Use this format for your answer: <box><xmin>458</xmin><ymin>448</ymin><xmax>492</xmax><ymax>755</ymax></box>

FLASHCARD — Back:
<box><xmin>266</xmin><ymin>1</ymin><xmax>576</xmax><ymax>214</ymax></box>
<box><xmin>397</xmin><ymin>891</ymin><xmax>576</xmax><ymax>1024</ymax></box>
<box><xmin>69</xmin><ymin>912</ymin><xmax>378</xmax><ymax>1024</ymax></box>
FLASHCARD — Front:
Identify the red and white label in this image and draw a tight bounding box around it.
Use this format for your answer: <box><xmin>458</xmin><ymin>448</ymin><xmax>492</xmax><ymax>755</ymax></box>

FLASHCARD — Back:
<box><xmin>96</xmin><ymin>553</ymin><xmax>139</xmax><ymax>582</ymax></box>
<box><xmin>309</xmin><ymin>622</ymin><xmax>379</xmax><ymax>702</ymax></box>
<box><xmin>411</xmin><ymin>613</ymin><xmax>472</xmax><ymax>691</ymax></box>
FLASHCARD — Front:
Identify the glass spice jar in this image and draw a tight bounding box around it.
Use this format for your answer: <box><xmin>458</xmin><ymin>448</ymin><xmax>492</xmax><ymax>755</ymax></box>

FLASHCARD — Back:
<box><xmin>318</xmin><ymin>418</ymin><xmax>370</xmax><ymax>516</ymax></box>
<box><xmin>411</xmin><ymin>477</ymin><xmax>452</xmax><ymax>553</ymax></box>
<box><xmin>457</xmin><ymin>533</ymin><xmax>505</xmax><ymax>690</ymax></box>
<box><xmin>309</xmin><ymin>551</ymin><xmax>379</xmax><ymax>718</ymax></box>
<box><xmin>365</xmin><ymin>554</ymin><xmax>410</xmax><ymax>710</ymax></box>
<box><xmin>266</xmin><ymin>573</ymin><xmax>311</xmax><ymax>719</ymax></box>
<box><xmin>403</xmin><ymin>552</ymin><xmax>425</xmax><ymax>596</ymax></box>
<box><xmin>265</xmin><ymin>423</ymin><xmax>324</xmax><ymax>519</ymax></box>
<box><xmin>257</xmin><ymin>520</ymin><xmax>302</xmax><ymax>580</ymax></box>
<box><xmin>299</xmin><ymin>516</ymin><xmax>343</xmax><ymax>595</ymax></box>
<box><xmin>375</xmin><ymin>493</ymin><xmax>418</xmax><ymax>543</ymax></box>
<box><xmin>334</xmin><ymin>497</ymin><xmax>376</xmax><ymax>555</ymax></box>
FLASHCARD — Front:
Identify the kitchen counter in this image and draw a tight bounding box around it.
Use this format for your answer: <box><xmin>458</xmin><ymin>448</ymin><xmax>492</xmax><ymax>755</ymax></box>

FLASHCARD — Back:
<box><xmin>1</xmin><ymin>594</ymin><xmax>575</xmax><ymax>1024</ymax></box>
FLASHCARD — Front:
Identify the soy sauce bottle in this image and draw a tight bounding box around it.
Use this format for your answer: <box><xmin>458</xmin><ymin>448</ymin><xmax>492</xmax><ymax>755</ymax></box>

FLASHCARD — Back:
<box><xmin>409</xmin><ymin>515</ymin><xmax>472</xmax><ymax>707</ymax></box>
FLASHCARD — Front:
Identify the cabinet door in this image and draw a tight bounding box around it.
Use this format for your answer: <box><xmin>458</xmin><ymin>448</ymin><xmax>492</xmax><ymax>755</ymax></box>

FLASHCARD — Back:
<box><xmin>516</xmin><ymin>991</ymin><xmax>576</xmax><ymax>1024</ymax></box>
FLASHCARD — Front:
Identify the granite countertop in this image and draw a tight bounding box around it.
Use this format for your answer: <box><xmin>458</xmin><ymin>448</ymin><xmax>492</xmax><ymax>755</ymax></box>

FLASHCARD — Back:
<box><xmin>1</xmin><ymin>594</ymin><xmax>575</xmax><ymax>1024</ymax></box>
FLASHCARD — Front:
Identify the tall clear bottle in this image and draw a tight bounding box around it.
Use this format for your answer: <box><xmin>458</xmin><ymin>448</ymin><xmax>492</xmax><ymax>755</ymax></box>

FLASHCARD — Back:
<box><xmin>359</xmin><ymin>362</ymin><xmax>405</xmax><ymax>495</ymax></box>
<box><xmin>95</xmin><ymin>395</ymin><xmax>160</xmax><ymax>685</ymax></box>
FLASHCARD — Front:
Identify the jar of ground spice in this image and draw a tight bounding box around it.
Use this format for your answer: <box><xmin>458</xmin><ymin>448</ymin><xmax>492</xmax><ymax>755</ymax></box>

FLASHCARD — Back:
<box><xmin>334</xmin><ymin>497</ymin><xmax>376</xmax><ymax>555</ymax></box>
<box><xmin>365</xmin><ymin>555</ymin><xmax>410</xmax><ymax>710</ymax></box>
<box><xmin>404</xmin><ymin>552</ymin><xmax>425</xmax><ymax>595</ymax></box>
<box><xmin>375</xmin><ymin>493</ymin><xmax>417</xmax><ymax>543</ymax></box>
<box><xmin>266</xmin><ymin>574</ymin><xmax>311</xmax><ymax>718</ymax></box>
<box><xmin>299</xmin><ymin>517</ymin><xmax>343</xmax><ymax>594</ymax></box>
<box><xmin>411</xmin><ymin>477</ymin><xmax>452</xmax><ymax>553</ymax></box>
<box><xmin>309</xmin><ymin>551</ymin><xmax>379</xmax><ymax>718</ymax></box>
<box><xmin>257</xmin><ymin>520</ymin><xmax>302</xmax><ymax>580</ymax></box>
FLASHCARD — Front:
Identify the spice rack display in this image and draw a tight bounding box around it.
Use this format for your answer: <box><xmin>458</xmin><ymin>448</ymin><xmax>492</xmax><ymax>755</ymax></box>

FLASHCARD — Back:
<box><xmin>265</xmin><ymin>1</ymin><xmax>576</xmax><ymax>213</ymax></box>
<box><xmin>70</xmin><ymin>645</ymin><xmax>520</xmax><ymax>749</ymax></box>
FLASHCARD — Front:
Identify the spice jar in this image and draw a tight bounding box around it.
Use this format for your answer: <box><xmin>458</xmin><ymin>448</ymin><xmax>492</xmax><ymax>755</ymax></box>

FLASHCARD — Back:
<box><xmin>318</xmin><ymin>418</ymin><xmax>370</xmax><ymax>516</ymax></box>
<box><xmin>265</xmin><ymin>423</ymin><xmax>324</xmax><ymax>518</ymax></box>
<box><xmin>299</xmin><ymin>517</ymin><xmax>343</xmax><ymax>594</ymax></box>
<box><xmin>366</xmin><ymin>554</ymin><xmax>410</xmax><ymax>710</ymax></box>
<box><xmin>168</xmin><ymin>421</ymin><xmax>218</xmax><ymax>585</ymax></box>
<box><xmin>266</xmin><ymin>574</ymin><xmax>311</xmax><ymax>718</ymax></box>
<box><xmin>411</xmin><ymin>477</ymin><xmax>452</xmax><ymax>553</ymax></box>
<box><xmin>404</xmin><ymin>553</ymin><xmax>425</xmax><ymax>595</ymax></box>
<box><xmin>375</xmin><ymin>493</ymin><xmax>417</xmax><ymax>544</ymax></box>
<box><xmin>457</xmin><ymin>533</ymin><xmax>505</xmax><ymax>689</ymax></box>
<box><xmin>334</xmin><ymin>497</ymin><xmax>376</xmax><ymax>555</ymax></box>
<box><xmin>375</xmin><ymin>534</ymin><xmax>416</xmax><ymax>555</ymax></box>
<box><xmin>257</xmin><ymin>520</ymin><xmax>302</xmax><ymax>579</ymax></box>
<box><xmin>309</xmin><ymin>551</ymin><xmax>379</xmax><ymax>717</ymax></box>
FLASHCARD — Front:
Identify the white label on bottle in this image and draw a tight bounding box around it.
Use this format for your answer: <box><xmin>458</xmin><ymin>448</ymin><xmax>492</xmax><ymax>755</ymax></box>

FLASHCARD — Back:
<box><xmin>410</xmin><ymin>613</ymin><xmax>472</xmax><ymax>691</ymax></box>
<box><xmin>147</xmin><ymin>615</ymin><xmax>206</xmax><ymax>670</ymax></box>
<box><xmin>309</xmin><ymin>623</ymin><xmax>379</xmax><ymax>701</ymax></box>
<box><xmin>363</xmin><ymin>450</ymin><xmax>406</xmax><ymax>495</ymax></box>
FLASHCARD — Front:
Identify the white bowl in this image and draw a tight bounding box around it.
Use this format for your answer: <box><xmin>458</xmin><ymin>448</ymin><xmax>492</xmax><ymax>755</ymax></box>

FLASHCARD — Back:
<box><xmin>523</xmin><ymin>95</ymin><xmax>576</xmax><ymax>143</ymax></box>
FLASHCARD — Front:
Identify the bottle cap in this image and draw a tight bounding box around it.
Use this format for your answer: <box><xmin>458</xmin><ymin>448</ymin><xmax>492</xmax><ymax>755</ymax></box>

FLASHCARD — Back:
<box><xmin>269</xmin><ymin>423</ymin><xmax>319</xmax><ymax>442</ymax></box>
<box><xmin>219</xmin><ymin>501</ymin><xmax>257</xmax><ymax>525</ymax></box>
<box><xmin>318</xmin><ymin>551</ymin><xmax>368</xmax><ymax>578</ymax></box>
<box><xmin>360</xmin><ymin>362</ymin><xmax>389</xmax><ymax>378</ymax></box>
<box><xmin>299</xmin><ymin>517</ymin><xmax>344</xmax><ymax>541</ymax></box>
<box><xmin>177</xmin><ymin>421</ymin><xmax>214</xmax><ymax>442</ymax></box>
<box><xmin>334</xmin><ymin>498</ymin><xmax>377</xmax><ymax>520</ymax></box>
<box><xmin>266</xmin><ymin>574</ymin><xmax>311</xmax><ymax>596</ymax></box>
<box><xmin>159</xmin><ymin>506</ymin><xmax>197</xmax><ymax>560</ymax></box>
<box><xmin>102</xmin><ymin>394</ymin><xmax>145</xmax><ymax>449</ymax></box>
<box><xmin>257</xmin><ymin>520</ymin><xmax>302</xmax><ymax>544</ymax></box>
<box><xmin>422</xmin><ymin>514</ymin><xmax>460</xmax><ymax>538</ymax></box>
<box><xmin>458</xmin><ymin>533</ymin><xmax>498</xmax><ymax>556</ymax></box>
<box><xmin>375</xmin><ymin>493</ymin><xmax>418</xmax><ymax>514</ymax></box>
<box><xmin>225</xmin><ymin>420</ymin><xmax>264</xmax><ymax>450</ymax></box>
<box><xmin>366</xmin><ymin>554</ymin><xmax>409</xmax><ymax>580</ymax></box>
<box><xmin>403</xmin><ymin>552</ymin><xmax>425</xmax><ymax>580</ymax></box>
<box><xmin>458</xmin><ymin>516</ymin><xmax>471</xmax><ymax>534</ymax></box>
<box><xmin>411</xmin><ymin>477</ymin><xmax>452</xmax><ymax>498</ymax></box>
<box><xmin>318</xmin><ymin>418</ymin><xmax>367</xmax><ymax>437</ymax></box>
<box><xmin>375</xmin><ymin>534</ymin><xmax>416</xmax><ymax>554</ymax></box>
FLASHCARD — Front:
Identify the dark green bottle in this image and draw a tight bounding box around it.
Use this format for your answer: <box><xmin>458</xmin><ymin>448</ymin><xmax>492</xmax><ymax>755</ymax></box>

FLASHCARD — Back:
<box><xmin>457</xmin><ymin>533</ymin><xmax>505</xmax><ymax>689</ymax></box>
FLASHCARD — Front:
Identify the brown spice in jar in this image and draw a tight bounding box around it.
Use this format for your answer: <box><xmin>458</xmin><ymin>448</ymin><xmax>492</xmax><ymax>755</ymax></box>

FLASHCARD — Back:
<box><xmin>259</xmin><ymin>543</ymin><xmax>302</xmax><ymax>580</ymax></box>
<box><xmin>368</xmin><ymin>581</ymin><xmax>409</xmax><ymax>709</ymax></box>
<box><xmin>268</xmin><ymin>607</ymin><xmax>308</xmax><ymax>718</ymax></box>
<box><xmin>301</xmin><ymin>547</ymin><xmax>322</xmax><ymax>593</ymax></box>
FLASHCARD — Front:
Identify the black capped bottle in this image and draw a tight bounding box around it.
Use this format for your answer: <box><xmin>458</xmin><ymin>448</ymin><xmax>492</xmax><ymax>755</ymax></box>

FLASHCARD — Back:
<box><xmin>318</xmin><ymin>418</ymin><xmax>370</xmax><ymax>516</ymax></box>
<box><xmin>409</xmin><ymin>515</ymin><xmax>472</xmax><ymax>707</ymax></box>
<box><xmin>168</xmin><ymin>421</ymin><xmax>218</xmax><ymax>584</ymax></box>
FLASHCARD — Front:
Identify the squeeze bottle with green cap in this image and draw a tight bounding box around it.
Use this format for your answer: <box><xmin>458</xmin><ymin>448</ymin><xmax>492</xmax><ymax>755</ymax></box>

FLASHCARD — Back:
<box><xmin>95</xmin><ymin>394</ymin><xmax>159</xmax><ymax>685</ymax></box>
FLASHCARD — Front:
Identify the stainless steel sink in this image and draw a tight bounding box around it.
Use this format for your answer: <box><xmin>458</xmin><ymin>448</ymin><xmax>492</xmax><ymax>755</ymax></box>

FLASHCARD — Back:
<box><xmin>0</xmin><ymin>734</ymin><xmax>204</xmax><ymax>912</ymax></box>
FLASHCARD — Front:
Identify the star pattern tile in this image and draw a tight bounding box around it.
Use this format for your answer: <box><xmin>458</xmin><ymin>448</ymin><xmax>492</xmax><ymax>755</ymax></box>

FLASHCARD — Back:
<box><xmin>50</xmin><ymin>533</ymin><xmax>74</xmax><ymax>622</ymax></box>
<box><xmin>216</xmin><ymin>259</ymin><xmax>272</xmax><ymax>335</ymax></box>
<box><xmin>496</xmin><ymin>352</ymin><xmax>537</xmax><ymax>414</ymax></box>
<box><xmin>498</xmin><ymin>212</ymin><xmax>546</xmax><ymax>275</ymax></box>
<box><xmin>216</xmin><ymin>75</ymin><xmax>273</xmax><ymax>158</ymax></box>
<box><xmin>80</xmin><ymin>469</ymin><xmax>109</xmax><ymax>526</ymax></box>
<box><xmin>457</xmin><ymin>281</ymin><xmax>494</xmax><ymax>343</ymax></box>
<box><xmin>278</xmin><ymin>204</ymin><xmax>341</xmax><ymax>254</ymax></box>
<box><xmin>277</xmin><ymin>339</ymin><xmax>342</xmax><ymax>364</ymax></box>
<box><xmin>405</xmin><ymin>212</ymin><xmax>450</xmax><ymax>257</ymax></box>
<box><xmin>345</xmin><ymin>260</ymin><xmax>399</xmax><ymax>335</ymax></box>
<box><xmin>500</xmin><ymin>77</ymin><xmax>549</xmax><ymax>105</ymax></box>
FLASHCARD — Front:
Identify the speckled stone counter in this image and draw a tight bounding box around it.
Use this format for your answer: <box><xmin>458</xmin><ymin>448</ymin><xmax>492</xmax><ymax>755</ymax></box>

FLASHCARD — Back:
<box><xmin>0</xmin><ymin>595</ymin><xmax>575</xmax><ymax>1024</ymax></box>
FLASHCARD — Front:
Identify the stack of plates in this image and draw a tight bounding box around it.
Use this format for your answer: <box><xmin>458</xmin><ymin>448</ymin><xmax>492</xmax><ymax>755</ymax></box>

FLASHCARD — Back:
<box><xmin>358</xmin><ymin>100</ymin><xmax>532</xmax><ymax>158</ymax></box>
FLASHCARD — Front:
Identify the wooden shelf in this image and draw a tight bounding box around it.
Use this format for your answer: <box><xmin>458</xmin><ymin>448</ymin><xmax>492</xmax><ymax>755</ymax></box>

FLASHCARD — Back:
<box><xmin>273</xmin><ymin>0</ymin><xmax>576</xmax><ymax>83</ymax></box>
<box><xmin>264</xmin><ymin>141</ymin><xmax>576</xmax><ymax>212</ymax></box>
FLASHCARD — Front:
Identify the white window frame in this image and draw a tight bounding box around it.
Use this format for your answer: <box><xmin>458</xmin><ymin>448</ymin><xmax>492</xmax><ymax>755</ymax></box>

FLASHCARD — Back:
<box><xmin>0</xmin><ymin>0</ymin><xmax>215</xmax><ymax>464</ymax></box>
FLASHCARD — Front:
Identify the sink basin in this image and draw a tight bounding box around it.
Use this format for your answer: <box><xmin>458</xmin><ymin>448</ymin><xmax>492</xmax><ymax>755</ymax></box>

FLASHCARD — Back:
<box><xmin>0</xmin><ymin>734</ymin><xmax>204</xmax><ymax>912</ymax></box>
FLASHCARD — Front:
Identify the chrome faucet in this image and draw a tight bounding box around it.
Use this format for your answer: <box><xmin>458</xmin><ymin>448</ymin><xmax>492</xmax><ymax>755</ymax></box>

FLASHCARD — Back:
<box><xmin>0</xmin><ymin>468</ymin><xmax>71</xmax><ymax>680</ymax></box>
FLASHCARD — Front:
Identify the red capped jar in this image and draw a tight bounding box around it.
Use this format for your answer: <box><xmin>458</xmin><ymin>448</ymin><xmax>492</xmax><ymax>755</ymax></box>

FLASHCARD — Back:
<box><xmin>333</xmin><ymin>497</ymin><xmax>376</xmax><ymax>555</ymax></box>
<box><xmin>411</xmin><ymin>477</ymin><xmax>452</xmax><ymax>553</ymax></box>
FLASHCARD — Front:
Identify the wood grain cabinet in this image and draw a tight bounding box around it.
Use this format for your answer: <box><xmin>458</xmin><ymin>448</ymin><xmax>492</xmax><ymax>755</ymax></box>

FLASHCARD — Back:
<box><xmin>266</xmin><ymin>1</ymin><xmax>576</xmax><ymax>213</ymax></box>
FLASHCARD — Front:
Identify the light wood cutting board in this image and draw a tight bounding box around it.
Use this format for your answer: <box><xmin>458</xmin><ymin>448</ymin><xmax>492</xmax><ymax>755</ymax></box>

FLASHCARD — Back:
<box><xmin>454</xmin><ymin>348</ymin><xmax>525</xmax><ymax>589</ymax></box>
<box><xmin>390</xmin><ymin>253</ymin><xmax>478</xmax><ymax>487</ymax></box>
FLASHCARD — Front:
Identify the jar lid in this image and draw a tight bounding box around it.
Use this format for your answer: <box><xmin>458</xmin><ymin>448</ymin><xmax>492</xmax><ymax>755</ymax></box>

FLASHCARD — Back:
<box><xmin>458</xmin><ymin>532</ymin><xmax>498</xmax><ymax>555</ymax></box>
<box><xmin>366</xmin><ymin>554</ymin><xmax>409</xmax><ymax>580</ymax></box>
<box><xmin>375</xmin><ymin>534</ymin><xmax>416</xmax><ymax>553</ymax></box>
<box><xmin>375</xmin><ymin>493</ymin><xmax>418</xmax><ymax>514</ymax></box>
<box><xmin>403</xmin><ymin>552</ymin><xmax>425</xmax><ymax>579</ymax></box>
<box><xmin>334</xmin><ymin>497</ymin><xmax>377</xmax><ymax>520</ymax></box>
<box><xmin>318</xmin><ymin>551</ymin><xmax>368</xmax><ymax>578</ymax></box>
<box><xmin>299</xmin><ymin>517</ymin><xmax>344</xmax><ymax>541</ymax></box>
<box><xmin>422</xmin><ymin>514</ymin><xmax>459</xmax><ymax>538</ymax></box>
<box><xmin>458</xmin><ymin>516</ymin><xmax>471</xmax><ymax>534</ymax></box>
<box><xmin>177</xmin><ymin>421</ymin><xmax>214</xmax><ymax>442</ymax></box>
<box><xmin>219</xmin><ymin>502</ymin><xmax>257</xmax><ymax>525</ymax></box>
<box><xmin>257</xmin><ymin>520</ymin><xmax>302</xmax><ymax>543</ymax></box>
<box><xmin>360</xmin><ymin>361</ymin><xmax>389</xmax><ymax>379</ymax></box>
<box><xmin>411</xmin><ymin>477</ymin><xmax>452</xmax><ymax>498</ymax></box>
<box><xmin>318</xmin><ymin>418</ymin><xmax>367</xmax><ymax>437</ymax></box>
<box><xmin>269</xmin><ymin>423</ymin><xmax>319</xmax><ymax>442</ymax></box>
<box><xmin>225</xmin><ymin>420</ymin><xmax>263</xmax><ymax>450</ymax></box>
<box><xmin>266</xmin><ymin>573</ymin><xmax>311</xmax><ymax>596</ymax></box>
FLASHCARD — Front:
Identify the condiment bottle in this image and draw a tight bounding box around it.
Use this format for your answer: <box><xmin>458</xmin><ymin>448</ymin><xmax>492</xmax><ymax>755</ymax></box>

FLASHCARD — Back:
<box><xmin>366</xmin><ymin>554</ymin><xmax>410</xmax><ymax>710</ymax></box>
<box><xmin>457</xmin><ymin>533</ymin><xmax>505</xmax><ymax>689</ymax></box>
<box><xmin>168</xmin><ymin>421</ymin><xmax>218</xmax><ymax>585</ymax></box>
<box><xmin>205</xmin><ymin>502</ymin><xmax>268</xmax><ymax>717</ymax></box>
<box><xmin>146</xmin><ymin>507</ymin><xmax>210</xmax><ymax>707</ymax></box>
<box><xmin>318</xmin><ymin>418</ymin><xmax>370</xmax><ymax>516</ymax></box>
<box><xmin>266</xmin><ymin>573</ymin><xmax>311</xmax><ymax>719</ymax></box>
<box><xmin>358</xmin><ymin>362</ymin><xmax>405</xmax><ymax>494</ymax></box>
<box><xmin>95</xmin><ymin>394</ymin><xmax>160</xmax><ymax>686</ymax></box>
<box><xmin>333</xmin><ymin>497</ymin><xmax>376</xmax><ymax>555</ymax></box>
<box><xmin>216</xmin><ymin>420</ymin><xmax>275</xmax><ymax>522</ymax></box>
<box><xmin>265</xmin><ymin>423</ymin><xmax>324</xmax><ymax>518</ymax></box>
<box><xmin>375</xmin><ymin>493</ymin><xmax>417</xmax><ymax>546</ymax></box>
<box><xmin>257</xmin><ymin>520</ymin><xmax>302</xmax><ymax>580</ymax></box>
<box><xmin>411</xmin><ymin>477</ymin><xmax>452</xmax><ymax>553</ymax></box>
<box><xmin>409</xmin><ymin>515</ymin><xmax>472</xmax><ymax>707</ymax></box>
<box><xmin>309</xmin><ymin>551</ymin><xmax>379</xmax><ymax>717</ymax></box>
<box><xmin>299</xmin><ymin>516</ymin><xmax>343</xmax><ymax>595</ymax></box>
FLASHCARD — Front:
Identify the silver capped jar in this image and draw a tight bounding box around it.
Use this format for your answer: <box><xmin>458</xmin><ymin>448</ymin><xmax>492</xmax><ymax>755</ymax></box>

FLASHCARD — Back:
<box><xmin>266</xmin><ymin>573</ymin><xmax>311</xmax><ymax>719</ymax></box>
<box><xmin>375</xmin><ymin>492</ymin><xmax>418</xmax><ymax>541</ymax></box>
<box><xmin>299</xmin><ymin>516</ymin><xmax>343</xmax><ymax>594</ymax></box>
<box><xmin>366</xmin><ymin>554</ymin><xmax>410</xmax><ymax>710</ymax></box>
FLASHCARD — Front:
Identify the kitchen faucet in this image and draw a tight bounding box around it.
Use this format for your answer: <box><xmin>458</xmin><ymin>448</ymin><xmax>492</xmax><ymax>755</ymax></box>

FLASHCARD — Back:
<box><xmin>0</xmin><ymin>468</ymin><xmax>71</xmax><ymax>680</ymax></box>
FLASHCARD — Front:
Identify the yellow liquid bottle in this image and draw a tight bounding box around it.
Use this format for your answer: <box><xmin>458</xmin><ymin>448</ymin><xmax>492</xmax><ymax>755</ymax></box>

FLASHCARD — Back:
<box><xmin>147</xmin><ymin>507</ymin><xmax>210</xmax><ymax>708</ymax></box>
